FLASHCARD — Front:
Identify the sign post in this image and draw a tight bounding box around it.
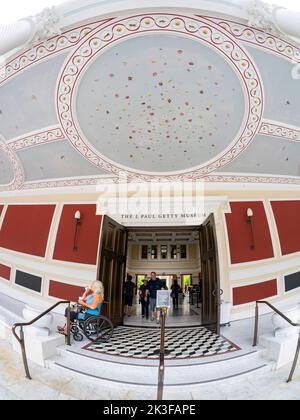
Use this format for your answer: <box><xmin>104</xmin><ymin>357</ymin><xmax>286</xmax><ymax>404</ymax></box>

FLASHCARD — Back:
<box><xmin>156</xmin><ymin>290</ymin><xmax>171</xmax><ymax>401</ymax></box>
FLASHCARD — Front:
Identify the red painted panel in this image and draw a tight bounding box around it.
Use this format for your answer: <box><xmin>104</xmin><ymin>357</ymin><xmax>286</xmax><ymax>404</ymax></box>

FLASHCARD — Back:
<box><xmin>0</xmin><ymin>263</ymin><xmax>11</xmax><ymax>281</ymax></box>
<box><xmin>271</xmin><ymin>201</ymin><xmax>300</xmax><ymax>255</ymax></box>
<box><xmin>233</xmin><ymin>279</ymin><xmax>278</xmax><ymax>306</ymax></box>
<box><xmin>0</xmin><ymin>205</ymin><xmax>4</xmax><ymax>217</ymax></box>
<box><xmin>53</xmin><ymin>205</ymin><xmax>102</xmax><ymax>265</ymax></box>
<box><xmin>49</xmin><ymin>280</ymin><xmax>85</xmax><ymax>302</ymax></box>
<box><xmin>225</xmin><ymin>202</ymin><xmax>274</xmax><ymax>264</ymax></box>
<box><xmin>0</xmin><ymin>205</ymin><xmax>55</xmax><ymax>257</ymax></box>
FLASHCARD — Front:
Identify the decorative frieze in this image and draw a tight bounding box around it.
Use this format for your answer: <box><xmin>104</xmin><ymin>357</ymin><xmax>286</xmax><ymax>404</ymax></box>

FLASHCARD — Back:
<box><xmin>259</xmin><ymin>121</ymin><xmax>300</xmax><ymax>143</ymax></box>
<box><xmin>8</xmin><ymin>127</ymin><xmax>65</xmax><ymax>151</ymax></box>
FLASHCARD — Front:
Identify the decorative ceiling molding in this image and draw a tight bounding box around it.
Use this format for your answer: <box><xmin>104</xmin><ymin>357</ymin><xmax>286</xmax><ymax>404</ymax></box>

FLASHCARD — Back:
<box><xmin>0</xmin><ymin>10</ymin><xmax>299</xmax><ymax>192</ymax></box>
<box><xmin>0</xmin><ymin>19</ymin><xmax>112</xmax><ymax>87</ymax></box>
<box><xmin>18</xmin><ymin>173</ymin><xmax>300</xmax><ymax>193</ymax></box>
<box><xmin>57</xmin><ymin>13</ymin><xmax>264</xmax><ymax>182</ymax></box>
<box><xmin>23</xmin><ymin>7</ymin><xmax>62</xmax><ymax>46</ymax></box>
<box><xmin>207</xmin><ymin>16</ymin><xmax>300</xmax><ymax>64</ymax></box>
<box><xmin>7</xmin><ymin>126</ymin><xmax>65</xmax><ymax>151</ymax></box>
<box><xmin>22</xmin><ymin>175</ymin><xmax>118</xmax><ymax>191</ymax></box>
<box><xmin>2</xmin><ymin>14</ymin><xmax>299</xmax><ymax>89</ymax></box>
<box><xmin>244</xmin><ymin>0</ymin><xmax>285</xmax><ymax>36</ymax></box>
<box><xmin>203</xmin><ymin>173</ymin><xmax>300</xmax><ymax>185</ymax></box>
<box><xmin>259</xmin><ymin>120</ymin><xmax>300</xmax><ymax>143</ymax></box>
<box><xmin>128</xmin><ymin>230</ymin><xmax>199</xmax><ymax>244</ymax></box>
<box><xmin>0</xmin><ymin>136</ymin><xmax>25</xmax><ymax>191</ymax></box>
<box><xmin>0</xmin><ymin>7</ymin><xmax>62</xmax><ymax>57</ymax></box>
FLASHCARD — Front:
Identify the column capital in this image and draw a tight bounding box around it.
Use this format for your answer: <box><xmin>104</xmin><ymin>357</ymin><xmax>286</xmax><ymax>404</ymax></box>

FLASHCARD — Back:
<box><xmin>21</xmin><ymin>6</ymin><xmax>62</xmax><ymax>45</ymax></box>
<box><xmin>245</xmin><ymin>0</ymin><xmax>285</xmax><ymax>36</ymax></box>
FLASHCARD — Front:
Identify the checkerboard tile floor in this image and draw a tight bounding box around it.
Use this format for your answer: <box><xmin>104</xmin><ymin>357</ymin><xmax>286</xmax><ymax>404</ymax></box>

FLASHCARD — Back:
<box><xmin>83</xmin><ymin>326</ymin><xmax>239</xmax><ymax>360</ymax></box>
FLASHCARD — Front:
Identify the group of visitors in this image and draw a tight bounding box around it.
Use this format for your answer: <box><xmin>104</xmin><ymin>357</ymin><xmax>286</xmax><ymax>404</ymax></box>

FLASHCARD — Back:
<box><xmin>124</xmin><ymin>272</ymin><xmax>182</xmax><ymax>322</ymax></box>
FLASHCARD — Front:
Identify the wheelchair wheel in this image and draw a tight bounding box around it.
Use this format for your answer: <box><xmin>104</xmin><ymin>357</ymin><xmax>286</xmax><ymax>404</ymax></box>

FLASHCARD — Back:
<box><xmin>73</xmin><ymin>332</ymin><xmax>84</xmax><ymax>342</ymax></box>
<box><xmin>83</xmin><ymin>315</ymin><xmax>114</xmax><ymax>343</ymax></box>
<box><xmin>70</xmin><ymin>324</ymin><xmax>84</xmax><ymax>342</ymax></box>
<box><xmin>71</xmin><ymin>324</ymin><xmax>78</xmax><ymax>334</ymax></box>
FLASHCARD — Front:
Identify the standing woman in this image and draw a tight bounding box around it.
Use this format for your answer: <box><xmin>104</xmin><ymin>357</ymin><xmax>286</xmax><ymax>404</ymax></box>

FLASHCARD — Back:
<box><xmin>171</xmin><ymin>278</ymin><xmax>180</xmax><ymax>310</ymax></box>
<box><xmin>139</xmin><ymin>279</ymin><xmax>150</xmax><ymax>319</ymax></box>
<box><xmin>124</xmin><ymin>275</ymin><xmax>136</xmax><ymax>317</ymax></box>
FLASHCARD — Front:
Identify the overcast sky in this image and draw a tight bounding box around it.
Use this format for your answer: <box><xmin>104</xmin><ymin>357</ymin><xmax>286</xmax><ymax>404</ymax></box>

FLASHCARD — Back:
<box><xmin>0</xmin><ymin>0</ymin><xmax>300</xmax><ymax>25</ymax></box>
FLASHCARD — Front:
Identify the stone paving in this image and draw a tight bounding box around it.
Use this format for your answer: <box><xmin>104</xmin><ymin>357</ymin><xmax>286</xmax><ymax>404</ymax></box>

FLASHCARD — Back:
<box><xmin>0</xmin><ymin>339</ymin><xmax>300</xmax><ymax>400</ymax></box>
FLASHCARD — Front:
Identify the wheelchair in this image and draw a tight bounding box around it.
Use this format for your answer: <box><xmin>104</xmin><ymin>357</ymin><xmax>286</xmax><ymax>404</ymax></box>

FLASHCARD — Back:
<box><xmin>70</xmin><ymin>304</ymin><xmax>114</xmax><ymax>343</ymax></box>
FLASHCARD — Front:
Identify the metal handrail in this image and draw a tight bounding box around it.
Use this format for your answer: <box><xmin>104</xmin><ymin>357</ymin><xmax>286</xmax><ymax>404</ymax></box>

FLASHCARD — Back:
<box><xmin>253</xmin><ymin>300</ymin><xmax>300</xmax><ymax>383</ymax></box>
<box><xmin>12</xmin><ymin>301</ymin><xmax>71</xmax><ymax>380</ymax></box>
<box><xmin>157</xmin><ymin>307</ymin><xmax>167</xmax><ymax>401</ymax></box>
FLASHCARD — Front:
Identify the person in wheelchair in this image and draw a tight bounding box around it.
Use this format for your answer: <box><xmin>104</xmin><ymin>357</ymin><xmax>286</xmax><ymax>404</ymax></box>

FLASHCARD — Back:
<box><xmin>57</xmin><ymin>280</ymin><xmax>104</xmax><ymax>335</ymax></box>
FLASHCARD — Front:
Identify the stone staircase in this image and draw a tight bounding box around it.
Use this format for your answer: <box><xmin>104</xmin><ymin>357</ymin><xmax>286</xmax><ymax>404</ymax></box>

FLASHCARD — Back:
<box><xmin>45</xmin><ymin>345</ymin><xmax>273</xmax><ymax>399</ymax></box>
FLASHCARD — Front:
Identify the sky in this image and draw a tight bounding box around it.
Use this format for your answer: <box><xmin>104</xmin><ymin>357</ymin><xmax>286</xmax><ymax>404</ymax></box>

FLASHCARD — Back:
<box><xmin>0</xmin><ymin>0</ymin><xmax>300</xmax><ymax>25</ymax></box>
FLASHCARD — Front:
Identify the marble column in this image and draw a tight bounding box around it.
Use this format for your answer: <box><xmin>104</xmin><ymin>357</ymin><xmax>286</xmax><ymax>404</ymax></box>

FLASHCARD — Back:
<box><xmin>0</xmin><ymin>6</ymin><xmax>61</xmax><ymax>56</ymax></box>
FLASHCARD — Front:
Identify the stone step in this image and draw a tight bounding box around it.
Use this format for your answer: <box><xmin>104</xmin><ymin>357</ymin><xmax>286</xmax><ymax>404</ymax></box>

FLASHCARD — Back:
<box><xmin>46</xmin><ymin>345</ymin><xmax>271</xmax><ymax>387</ymax></box>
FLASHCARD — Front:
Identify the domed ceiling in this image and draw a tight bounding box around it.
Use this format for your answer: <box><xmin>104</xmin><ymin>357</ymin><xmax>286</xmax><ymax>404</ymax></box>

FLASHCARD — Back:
<box><xmin>76</xmin><ymin>35</ymin><xmax>245</xmax><ymax>173</ymax></box>
<box><xmin>0</xmin><ymin>6</ymin><xmax>300</xmax><ymax>191</ymax></box>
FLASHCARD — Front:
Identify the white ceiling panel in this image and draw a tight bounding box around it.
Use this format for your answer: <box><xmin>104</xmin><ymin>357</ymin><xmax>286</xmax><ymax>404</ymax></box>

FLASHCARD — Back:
<box><xmin>0</xmin><ymin>53</ymin><xmax>68</xmax><ymax>140</ymax></box>
<box><xmin>216</xmin><ymin>134</ymin><xmax>300</xmax><ymax>177</ymax></box>
<box><xmin>17</xmin><ymin>139</ymin><xmax>110</xmax><ymax>182</ymax></box>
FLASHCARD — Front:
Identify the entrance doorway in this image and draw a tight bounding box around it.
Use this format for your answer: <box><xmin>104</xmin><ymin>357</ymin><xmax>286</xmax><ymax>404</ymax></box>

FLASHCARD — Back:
<box><xmin>97</xmin><ymin>215</ymin><xmax>220</xmax><ymax>332</ymax></box>
<box><xmin>199</xmin><ymin>214</ymin><xmax>221</xmax><ymax>333</ymax></box>
<box><xmin>97</xmin><ymin>216</ymin><xmax>128</xmax><ymax>326</ymax></box>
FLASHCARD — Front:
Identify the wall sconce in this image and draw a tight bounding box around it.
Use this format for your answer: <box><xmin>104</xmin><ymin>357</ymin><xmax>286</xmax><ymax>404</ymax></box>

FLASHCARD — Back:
<box><xmin>73</xmin><ymin>211</ymin><xmax>81</xmax><ymax>252</ymax></box>
<box><xmin>247</xmin><ymin>208</ymin><xmax>255</xmax><ymax>250</ymax></box>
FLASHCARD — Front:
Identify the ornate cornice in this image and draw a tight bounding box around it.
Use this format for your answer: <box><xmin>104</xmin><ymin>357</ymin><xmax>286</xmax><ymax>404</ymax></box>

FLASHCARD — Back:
<box><xmin>203</xmin><ymin>174</ymin><xmax>300</xmax><ymax>185</ymax></box>
<box><xmin>245</xmin><ymin>0</ymin><xmax>285</xmax><ymax>36</ymax></box>
<box><xmin>19</xmin><ymin>174</ymin><xmax>300</xmax><ymax>191</ymax></box>
<box><xmin>23</xmin><ymin>6</ymin><xmax>62</xmax><ymax>46</ymax></box>
<box><xmin>0</xmin><ymin>19</ymin><xmax>111</xmax><ymax>87</ymax></box>
<box><xmin>7</xmin><ymin>127</ymin><xmax>65</xmax><ymax>151</ymax></box>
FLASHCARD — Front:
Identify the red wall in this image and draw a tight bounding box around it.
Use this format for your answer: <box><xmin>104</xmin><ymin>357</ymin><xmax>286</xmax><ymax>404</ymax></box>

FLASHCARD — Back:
<box><xmin>271</xmin><ymin>201</ymin><xmax>300</xmax><ymax>255</ymax></box>
<box><xmin>49</xmin><ymin>280</ymin><xmax>85</xmax><ymax>302</ymax></box>
<box><xmin>0</xmin><ymin>263</ymin><xmax>11</xmax><ymax>281</ymax></box>
<box><xmin>0</xmin><ymin>205</ymin><xmax>56</xmax><ymax>257</ymax></box>
<box><xmin>233</xmin><ymin>279</ymin><xmax>278</xmax><ymax>306</ymax></box>
<box><xmin>0</xmin><ymin>205</ymin><xmax>3</xmax><ymax>217</ymax></box>
<box><xmin>225</xmin><ymin>202</ymin><xmax>274</xmax><ymax>264</ymax></box>
<box><xmin>53</xmin><ymin>204</ymin><xmax>102</xmax><ymax>265</ymax></box>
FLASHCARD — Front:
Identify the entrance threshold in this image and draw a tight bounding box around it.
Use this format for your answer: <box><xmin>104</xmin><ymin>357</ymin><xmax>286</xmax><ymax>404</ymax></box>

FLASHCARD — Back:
<box><xmin>124</xmin><ymin>295</ymin><xmax>202</xmax><ymax>328</ymax></box>
<box><xmin>83</xmin><ymin>325</ymin><xmax>239</xmax><ymax>360</ymax></box>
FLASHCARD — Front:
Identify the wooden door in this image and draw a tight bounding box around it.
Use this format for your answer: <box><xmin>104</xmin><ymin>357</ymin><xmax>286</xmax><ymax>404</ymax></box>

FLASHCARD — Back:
<box><xmin>199</xmin><ymin>214</ymin><xmax>220</xmax><ymax>334</ymax></box>
<box><xmin>97</xmin><ymin>216</ymin><xmax>128</xmax><ymax>326</ymax></box>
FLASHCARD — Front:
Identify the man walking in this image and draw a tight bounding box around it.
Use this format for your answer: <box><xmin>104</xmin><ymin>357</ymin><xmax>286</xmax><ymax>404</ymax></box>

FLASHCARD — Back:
<box><xmin>147</xmin><ymin>272</ymin><xmax>163</xmax><ymax>323</ymax></box>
